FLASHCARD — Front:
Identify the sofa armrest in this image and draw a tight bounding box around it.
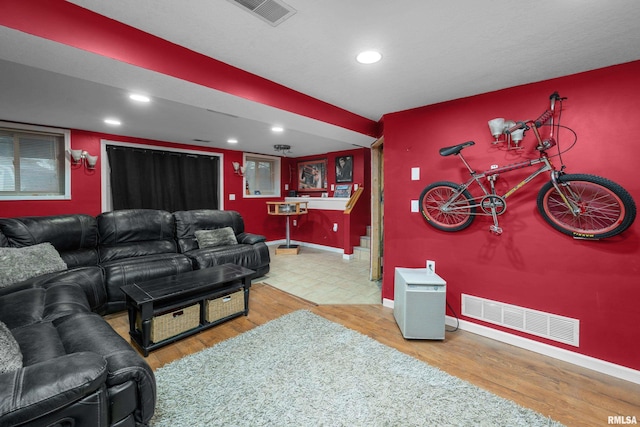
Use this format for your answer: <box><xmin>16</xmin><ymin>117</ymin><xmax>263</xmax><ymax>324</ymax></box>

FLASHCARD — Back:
<box><xmin>0</xmin><ymin>266</ymin><xmax>107</xmax><ymax>314</ymax></box>
<box><xmin>237</xmin><ymin>232</ymin><xmax>266</xmax><ymax>244</ymax></box>
<box><xmin>0</xmin><ymin>352</ymin><xmax>107</xmax><ymax>426</ymax></box>
<box><xmin>54</xmin><ymin>312</ymin><xmax>157</xmax><ymax>424</ymax></box>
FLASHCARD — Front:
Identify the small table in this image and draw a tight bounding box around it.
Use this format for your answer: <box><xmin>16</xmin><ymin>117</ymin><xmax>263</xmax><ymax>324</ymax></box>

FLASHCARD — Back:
<box><xmin>121</xmin><ymin>264</ymin><xmax>255</xmax><ymax>356</ymax></box>
<box><xmin>267</xmin><ymin>201</ymin><xmax>308</xmax><ymax>255</ymax></box>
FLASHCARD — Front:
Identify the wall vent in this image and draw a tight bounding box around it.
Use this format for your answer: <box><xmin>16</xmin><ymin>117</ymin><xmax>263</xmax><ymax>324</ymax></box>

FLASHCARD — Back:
<box><xmin>461</xmin><ymin>294</ymin><xmax>580</xmax><ymax>347</ymax></box>
<box><xmin>227</xmin><ymin>0</ymin><xmax>297</xmax><ymax>26</ymax></box>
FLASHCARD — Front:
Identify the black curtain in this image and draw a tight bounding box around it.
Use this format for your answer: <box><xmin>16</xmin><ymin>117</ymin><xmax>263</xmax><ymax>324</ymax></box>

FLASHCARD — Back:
<box><xmin>106</xmin><ymin>145</ymin><xmax>219</xmax><ymax>211</ymax></box>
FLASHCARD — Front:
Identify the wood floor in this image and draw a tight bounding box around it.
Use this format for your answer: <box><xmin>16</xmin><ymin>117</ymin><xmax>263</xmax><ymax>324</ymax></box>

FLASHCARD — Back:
<box><xmin>105</xmin><ymin>283</ymin><xmax>640</xmax><ymax>427</ymax></box>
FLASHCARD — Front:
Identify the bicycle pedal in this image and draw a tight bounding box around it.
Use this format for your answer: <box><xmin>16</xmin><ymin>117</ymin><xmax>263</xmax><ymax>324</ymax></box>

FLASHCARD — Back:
<box><xmin>489</xmin><ymin>225</ymin><xmax>503</xmax><ymax>235</ymax></box>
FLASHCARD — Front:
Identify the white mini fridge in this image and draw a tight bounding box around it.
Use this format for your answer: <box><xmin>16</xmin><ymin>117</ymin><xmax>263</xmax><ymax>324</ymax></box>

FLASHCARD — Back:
<box><xmin>394</xmin><ymin>267</ymin><xmax>447</xmax><ymax>339</ymax></box>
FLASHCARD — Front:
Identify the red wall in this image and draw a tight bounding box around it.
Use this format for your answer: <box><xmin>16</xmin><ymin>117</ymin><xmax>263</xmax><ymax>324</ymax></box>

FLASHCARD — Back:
<box><xmin>289</xmin><ymin>148</ymin><xmax>371</xmax><ymax>249</ymax></box>
<box><xmin>0</xmin><ymin>130</ymin><xmax>286</xmax><ymax>241</ymax></box>
<box><xmin>382</xmin><ymin>61</ymin><xmax>640</xmax><ymax>370</ymax></box>
<box><xmin>0</xmin><ymin>131</ymin><xmax>370</xmax><ymax>249</ymax></box>
<box><xmin>293</xmin><ymin>148</ymin><xmax>370</xmax><ymax>196</ymax></box>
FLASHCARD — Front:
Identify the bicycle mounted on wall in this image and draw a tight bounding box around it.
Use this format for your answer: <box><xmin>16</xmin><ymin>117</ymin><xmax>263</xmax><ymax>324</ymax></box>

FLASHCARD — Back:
<box><xmin>419</xmin><ymin>92</ymin><xmax>636</xmax><ymax>239</ymax></box>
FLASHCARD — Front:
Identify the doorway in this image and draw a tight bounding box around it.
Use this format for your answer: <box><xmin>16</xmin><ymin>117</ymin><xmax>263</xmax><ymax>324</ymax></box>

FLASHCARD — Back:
<box><xmin>370</xmin><ymin>137</ymin><xmax>384</xmax><ymax>281</ymax></box>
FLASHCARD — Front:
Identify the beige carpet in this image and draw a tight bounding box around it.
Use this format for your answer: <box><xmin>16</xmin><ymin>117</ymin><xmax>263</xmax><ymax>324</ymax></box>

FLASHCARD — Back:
<box><xmin>151</xmin><ymin>310</ymin><xmax>564</xmax><ymax>427</ymax></box>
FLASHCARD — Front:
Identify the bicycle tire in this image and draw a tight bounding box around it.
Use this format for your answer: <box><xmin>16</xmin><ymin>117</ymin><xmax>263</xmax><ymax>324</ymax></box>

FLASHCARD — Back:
<box><xmin>537</xmin><ymin>174</ymin><xmax>636</xmax><ymax>239</ymax></box>
<box><xmin>420</xmin><ymin>181</ymin><xmax>476</xmax><ymax>232</ymax></box>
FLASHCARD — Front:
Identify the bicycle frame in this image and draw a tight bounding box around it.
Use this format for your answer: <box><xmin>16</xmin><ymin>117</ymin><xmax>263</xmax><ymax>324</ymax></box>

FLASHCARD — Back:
<box><xmin>452</xmin><ymin>155</ymin><xmax>553</xmax><ymax>203</ymax></box>
<box><xmin>441</xmin><ymin>153</ymin><xmax>556</xmax><ymax>233</ymax></box>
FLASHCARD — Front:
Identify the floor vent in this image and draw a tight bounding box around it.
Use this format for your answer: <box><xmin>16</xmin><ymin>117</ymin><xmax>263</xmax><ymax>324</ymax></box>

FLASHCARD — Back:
<box><xmin>461</xmin><ymin>294</ymin><xmax>580</xmax><ymax>347</ymax></box>
<box><xmin>228</xmin><ymin>0</ymin><xmax>297</xmax><ymax>26</ymax></box>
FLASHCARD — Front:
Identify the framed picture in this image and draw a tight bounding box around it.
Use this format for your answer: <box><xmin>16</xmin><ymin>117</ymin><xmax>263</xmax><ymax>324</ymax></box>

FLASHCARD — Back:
<box><xmin>298</xmin><ymin>159</ymin><xmax>327</xmax><ymax>191</ymax></box>
<box><xmin>334</xmin><ymin>184</ymin><xmax>352</xmax><ymax>198</ymax></box>
<box><xmin>335</xmin><ymin>155</ymin><xmax>353</xmax><ymax>183</ymax></box>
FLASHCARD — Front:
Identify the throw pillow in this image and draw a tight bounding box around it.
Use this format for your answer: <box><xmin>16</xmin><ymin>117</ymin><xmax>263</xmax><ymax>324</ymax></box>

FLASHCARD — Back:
<box><xmin>195</xmin><ymin>227</ymin><xmax>238</xmax><ymax>248</ymax></box>
<box><xmin>0</xmin><ymin>320</ymin><xmax>22</xmax><ymax>374</ymax></box>
<box><xmin>0</xmin><ymin>242</ymin><xmax>68</xmax><ymax>288</ymax></box>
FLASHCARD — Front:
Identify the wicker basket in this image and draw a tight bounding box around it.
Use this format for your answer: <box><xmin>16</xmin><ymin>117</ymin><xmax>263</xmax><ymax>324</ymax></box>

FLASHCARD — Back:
<box><xmin>137</xmin><ymin>304</ymin><xmax>200</xmax><ymax>343</ymax></box>
<box><xmin>206</xmin><ymin>290</ymin><xmax>245</xmax><ymax>323</ymax></box>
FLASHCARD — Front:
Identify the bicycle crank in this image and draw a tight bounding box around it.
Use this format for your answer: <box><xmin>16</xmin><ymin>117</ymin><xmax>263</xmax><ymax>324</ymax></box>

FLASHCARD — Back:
<box><xmin>480</xmin><ymin>195</ymin><xmax>507</xmax><ymax>215</ymax></box>
<box><xmin>481</xmin><ymin>195</ymin><xmax>506</xmax><ymax>235</ymax></box>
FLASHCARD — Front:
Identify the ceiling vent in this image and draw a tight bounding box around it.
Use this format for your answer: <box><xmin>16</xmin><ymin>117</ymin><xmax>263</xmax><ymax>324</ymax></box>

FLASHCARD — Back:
<box><xmin>227</xmin><ymin>0</ymin><xmax>296</xmax><ymax>26</ymax></box>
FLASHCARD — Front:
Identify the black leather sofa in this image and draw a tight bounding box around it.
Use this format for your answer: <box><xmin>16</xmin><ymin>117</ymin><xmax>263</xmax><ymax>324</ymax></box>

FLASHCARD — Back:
<box><xmin>0</xmin><ymin>209</ymin><xmax>269</xmax><ymax>427</ymax></box>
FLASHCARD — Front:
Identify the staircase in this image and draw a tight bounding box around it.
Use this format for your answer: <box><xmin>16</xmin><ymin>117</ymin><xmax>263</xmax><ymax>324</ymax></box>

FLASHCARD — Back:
<box><xmin>353</xmin><ymin>226</ymin><xmax>371</xmax><ymax>261</ymax></box>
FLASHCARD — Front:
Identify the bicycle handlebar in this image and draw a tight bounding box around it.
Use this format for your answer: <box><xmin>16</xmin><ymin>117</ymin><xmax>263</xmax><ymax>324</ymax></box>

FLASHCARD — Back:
<box><xmin>534</xmin><ymin>109</ymin><xmax>553</xmax><ymax>127</ymax></box>
<box><xmin>505</xmin><ymin>108</ymin><xmax>554</xmax><ymax>134</ymax></box>
<box><xmin>503</xmin><ymin>92</ymin><xmax>565</xmax><ymax>134</ymax></box>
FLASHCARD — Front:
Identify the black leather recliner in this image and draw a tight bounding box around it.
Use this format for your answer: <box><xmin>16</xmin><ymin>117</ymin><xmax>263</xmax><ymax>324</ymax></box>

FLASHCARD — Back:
<box><xmin>0</xmin><ymin>208</ymin><xmax>270</xmax><ymax>426</ymax></box>
<box><xmin>96</xmin><ymin>209</ymin><xmax>194</xmax><ymax>313</ymax></box>
<box><xmin>0</xmin><ymin>214</ymin><xmax>106</xmax><ymax>312</ymax></box>
<box><xmin>1</xmin><ymin>309</ymin><xmax>155</xmax><ymax>427</ymax></box>
<box><xmin>173</xmin><ymin>209</ymin><xmax>270</xmax><ymax>277</ymax></box>
<box><xmin>0</xmin><ymin>216</ymin><xmax>155</xmax><ymax>427</ymax></box>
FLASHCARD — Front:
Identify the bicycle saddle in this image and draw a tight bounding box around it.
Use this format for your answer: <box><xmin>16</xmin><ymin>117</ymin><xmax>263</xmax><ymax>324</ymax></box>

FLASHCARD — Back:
<box><xmin>439</xmin><ymin>141</ymin><xmax>475</xmax><ymax>156</ymax></box>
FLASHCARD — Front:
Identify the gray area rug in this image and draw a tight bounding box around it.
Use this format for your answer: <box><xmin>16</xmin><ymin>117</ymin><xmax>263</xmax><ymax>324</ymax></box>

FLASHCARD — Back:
<box><xmin>151</xmin><ymin>310</ymin><xmax>563</xmax><ymax>426</ymax></box>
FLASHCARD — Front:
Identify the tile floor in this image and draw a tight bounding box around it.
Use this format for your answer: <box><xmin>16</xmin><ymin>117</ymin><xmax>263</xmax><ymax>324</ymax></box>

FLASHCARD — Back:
<box><xmin>258</xmin><ymin>245</ymin><xmax>382</xmax><ymax>305</ymax></box>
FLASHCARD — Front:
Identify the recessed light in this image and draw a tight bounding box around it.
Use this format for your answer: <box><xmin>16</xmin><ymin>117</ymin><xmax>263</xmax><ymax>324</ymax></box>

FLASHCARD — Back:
<box><xmin>129</xmin><ymin>93</ymin><xmax>150</xmax><ymax>103</ymax></box>
<box><xmin>356</xmin><ymin>50</ymin><xmax>382</xmax><ymax>64</ymax></box>
<box><xmin>227</xmin><ymin>138</ymin><xmax>238</xmax><ymax>144</ymax></box>
<box><xmin>104</xmin><ymin>118</ymin><xmax>121</xmax><ymax>126</ymax></box>
<box><xmin>271</xmin><ymin>126</ymin><xmax>284</xmax><ymax>132</ymax></box>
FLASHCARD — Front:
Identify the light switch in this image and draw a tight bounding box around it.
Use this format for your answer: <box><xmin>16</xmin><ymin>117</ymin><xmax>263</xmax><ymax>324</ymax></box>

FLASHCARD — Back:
<box><xmin>411</xmin><ymin>200</ymin><xmax>419</xmax><ymax>212</ymax></box>
<box><xmin>229</xmin><ymin>194</ymin><xmax>236</xmax><ymax>200</ymax></box>
<box><xmin>411</xmin><ymin>167</ymin><xmax>420</xmax><ymax>181</ymax></box>
<box><xmin>284</xmin><ymin>184</ymin><xmax>289</xmax><ymax>190</ymax></box>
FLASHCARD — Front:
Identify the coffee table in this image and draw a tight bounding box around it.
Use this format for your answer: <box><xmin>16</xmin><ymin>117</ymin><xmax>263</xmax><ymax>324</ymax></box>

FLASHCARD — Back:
<box><xmin>121</xmin><ymin>263</ymin><xmax>255</xmax><ymax>356</ymax></box>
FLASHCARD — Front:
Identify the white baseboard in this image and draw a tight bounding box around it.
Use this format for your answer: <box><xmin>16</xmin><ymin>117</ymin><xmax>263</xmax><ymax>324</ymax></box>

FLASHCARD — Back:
<box><xmin>266</xmin><ymin>240</ymin><xmax>354</xmax><ymax>258</ymax></box>
<box><xmin>267</xmin><ymin>240</ymin><xmax>344</xmax><ymax>254</ymax></box>
<box><xmin>381</xmin><ymin>296</ymin><xmax>639</xmax><ymax>385</ymax></box>
<box><xmin>266</xmin><ymin>239</ymin><xmax>286</xmax><ymax>246</ymax></box>
<box><xmin>448</xmin><ymin>316</ymin><xmax>640</xmax><ymax>385</ymax></box>
<box><xmin>290</xmin><ymin>256</ymin><xmax>640</xmax><ymax>385</ymax></box>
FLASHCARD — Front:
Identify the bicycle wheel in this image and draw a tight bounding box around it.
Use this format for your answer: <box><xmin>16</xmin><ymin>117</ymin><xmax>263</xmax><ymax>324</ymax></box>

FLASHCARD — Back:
<box><xmin>537</xmin><ymin>174</ymin><xmax>636</xmax><ymax>239</ymax></box>
<box><xmin>420</xmin><ymin>181</ymin><xmax>476</xmax><ymax>232</ymax></box>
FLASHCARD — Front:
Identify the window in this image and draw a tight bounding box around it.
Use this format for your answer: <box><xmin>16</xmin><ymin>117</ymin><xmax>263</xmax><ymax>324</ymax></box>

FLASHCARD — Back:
<box><xmin>244</xmin><ymin>153</ymin><xmax>281</xmax><ymax>197</ymax></box>
<box><xmin>105</xmin><ymin>144</ymin><xmax>220</xmax><ymax>211</ymax></box>
<box><xmin>100</xmin><ymin>139</ymin><xmax>224</xmax><ymax>212</ymax></box>
<box><xmin>0</xmin><ymin>122</ymin><xmax>70</xmax><ymax>200</ymax></box>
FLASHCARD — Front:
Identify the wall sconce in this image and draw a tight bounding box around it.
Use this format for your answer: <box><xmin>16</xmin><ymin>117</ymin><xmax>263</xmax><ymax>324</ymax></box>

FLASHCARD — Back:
<box><xmin>487</xmin><ymin>118</ymin><xmax>524</xmax><ymax>150</ymax></box>
<box><xmin>70</xmin><ymin>149</ymin><xmax>99</xmax><ymax>169</ymax></box>
<box><xmin>232</xmin><ymin>161</ymin><xmax>245</xmax><ymax>176</ymax></box>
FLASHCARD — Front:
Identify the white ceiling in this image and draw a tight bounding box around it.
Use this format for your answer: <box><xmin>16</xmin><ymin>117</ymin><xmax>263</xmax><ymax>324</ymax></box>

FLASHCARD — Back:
<box><xmin>1</xmin><ymin>0</ymin><xmax>640</xmax><ymax>157</ymax></box>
